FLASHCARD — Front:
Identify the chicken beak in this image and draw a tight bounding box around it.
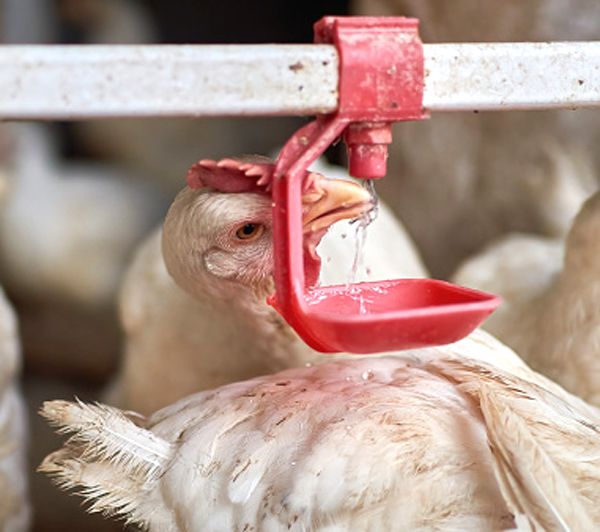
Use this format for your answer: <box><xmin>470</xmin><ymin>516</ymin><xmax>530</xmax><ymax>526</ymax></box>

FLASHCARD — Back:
<box><xmin>301</xmin><ymin>176</ymin><xmax>373</xmax><ymax>234</ymax></box>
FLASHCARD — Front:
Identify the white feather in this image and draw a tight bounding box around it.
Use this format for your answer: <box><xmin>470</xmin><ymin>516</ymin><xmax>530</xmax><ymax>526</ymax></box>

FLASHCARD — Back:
<box><xmin>41</xmin><ymin>335</ymin><xmax>600</xmax><ymax>531</ymax></box>
<box><xmin>40</xmin><ymin>400</ymin><xmax>172</xmax><ymax>527</ymax></box>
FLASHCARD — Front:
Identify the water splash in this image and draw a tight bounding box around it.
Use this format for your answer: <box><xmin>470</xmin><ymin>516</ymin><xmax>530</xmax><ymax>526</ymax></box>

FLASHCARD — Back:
<box><xmin>347</xmin><ymin>179</ymin><xmax>379</xmax><ymax>285</ymax></box>
<box><xmin>363</xmin><ymin>179</ymin><xmax>380</xmax><ymax>218</ymax></box>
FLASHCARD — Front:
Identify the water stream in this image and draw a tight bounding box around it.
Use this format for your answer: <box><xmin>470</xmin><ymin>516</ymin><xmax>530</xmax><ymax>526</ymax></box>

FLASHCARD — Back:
<box><xmin>347</xmin><ymin>179</ymin><xmax>379</xmax><ymax>287</ymax></box>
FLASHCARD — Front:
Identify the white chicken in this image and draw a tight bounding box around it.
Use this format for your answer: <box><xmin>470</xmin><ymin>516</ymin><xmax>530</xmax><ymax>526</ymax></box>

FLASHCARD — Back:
<box><xmin>453</xmin><ymin>233</ymin><xmax>564</xmax><ymax>334</ymax></box>
<box><xmin>40</xmin><ymin>330</ymin><xmax>600</xmax><ymax>531</ymax></box>
<box><xmin>107</xmin><ymin>157</ymin><xmax>427</xmax><ymax>414</ymax></box>
<box><xmin>0</xmin><ymin>286</ymin><xmax>29</xmax><ymax>531</ymax></box>
<box><xmin>0</xmin><ymin>122</ymin><xmax>166</xmax><ymax>379</ymax></box>
<box><xmin>0</xmin><ymin>122</ymin><xmax>166</xmax><ymax>309</ymax></box>
<box><xmin>454</xmin><ymin>189</ymin><xmax>600</xmax><ymax>406</ymax></box>
<box><xmin>41</xmin><ymin>156</ymin><xmax>600</xmax><ymax>530</ymax></box>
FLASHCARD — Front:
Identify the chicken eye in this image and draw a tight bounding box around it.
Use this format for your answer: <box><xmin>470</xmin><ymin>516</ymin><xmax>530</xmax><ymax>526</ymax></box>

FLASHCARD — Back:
<box><xmin>235</xmin><ymin>223</ymin><xmax>264</xmax><ymax>240</ymax></box>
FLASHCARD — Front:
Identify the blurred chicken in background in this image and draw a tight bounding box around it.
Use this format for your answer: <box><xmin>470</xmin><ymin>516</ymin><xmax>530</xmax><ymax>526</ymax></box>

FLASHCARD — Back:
<box><xmin>454</xmin><ymin>189</ymin><xmax>600</xmax><ymax>407</ymax></box>
<box><xmin>0</xmin><ymin>122</ymin><xmax>166</xmax><ymax>380</ymax></box>
<box><xmin>0</xmin><ymin>178</ymin><xmax>29</xmax><ymax>532</ymax></box>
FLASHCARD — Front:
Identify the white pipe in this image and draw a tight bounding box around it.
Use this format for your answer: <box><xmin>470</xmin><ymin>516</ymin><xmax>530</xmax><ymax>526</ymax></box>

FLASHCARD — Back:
<box><xmin>0</xmin><ymin>42</ymin><xmax>599</xmax><ymax>119</ymax></box>
<box><xmin>423</xmin><ymin>42</ymin><xmax>600</xmax><ymax>111</ymax></box>
<box><xmin>0</xmin><ymin>44</ymin><xmax>339</xmax><ymax>119</ymax></box>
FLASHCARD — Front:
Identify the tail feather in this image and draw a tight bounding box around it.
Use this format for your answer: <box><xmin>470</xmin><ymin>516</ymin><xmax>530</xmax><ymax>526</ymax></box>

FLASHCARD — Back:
<box><xmin>39</xmin><ymin>400</ymin><xmax>173</xmax><ymax>525</ymax></box>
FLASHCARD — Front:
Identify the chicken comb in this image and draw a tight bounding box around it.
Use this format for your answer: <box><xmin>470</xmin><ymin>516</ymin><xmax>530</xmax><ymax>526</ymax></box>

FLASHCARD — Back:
<box><xmin>187</xmin><ymin>157</ymin><xmax>322</xmax><ymax>195</ymax></box>
<box><xmin>187</xmin><ymin>158</ymin><xmax>274</xmax><ymax>194</ymax></box>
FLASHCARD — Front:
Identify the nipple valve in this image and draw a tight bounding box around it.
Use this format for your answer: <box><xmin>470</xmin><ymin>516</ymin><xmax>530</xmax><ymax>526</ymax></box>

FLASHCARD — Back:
<box><xmin>344</xmin><ymin>123</ymin><xmax>393</xmax><ymax>179</ymax></box>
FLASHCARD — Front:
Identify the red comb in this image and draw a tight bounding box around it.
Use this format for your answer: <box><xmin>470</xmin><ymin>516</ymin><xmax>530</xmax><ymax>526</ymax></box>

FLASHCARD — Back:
<box><xmin>187</xmin><ymin>158</ymin><xmax>274</xmax><ymax>194</ymax></box>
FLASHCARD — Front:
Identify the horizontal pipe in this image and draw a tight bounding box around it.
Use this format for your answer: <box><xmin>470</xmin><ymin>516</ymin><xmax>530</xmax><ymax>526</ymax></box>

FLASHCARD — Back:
<box><xmin>0</xmin><ymin>42</ymin><xmax>600</xmax><ymax>119</ymax></box>
<box><xmin>423</xmin><ymin>42</ymin><xmax>600</xmax><ymax>111</ymax></box>
<box><xmin>0</xmin><ymin>44</ymin><xmax>339</xmax><ymax>119</ymax></box>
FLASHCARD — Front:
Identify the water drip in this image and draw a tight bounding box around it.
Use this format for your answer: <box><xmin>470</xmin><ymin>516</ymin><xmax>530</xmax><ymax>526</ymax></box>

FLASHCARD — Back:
<box><xmin>347</xmin><ymin>179</ymin><xmax>379</xmax><ymax>285</ymax></box>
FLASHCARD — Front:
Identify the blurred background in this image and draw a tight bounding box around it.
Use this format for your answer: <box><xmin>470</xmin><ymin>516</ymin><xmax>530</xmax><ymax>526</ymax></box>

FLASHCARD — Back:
<box><xmin>1</xmin><ymin>0</ymin><xmax>600</xmax><ymax>530</ymax></box>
